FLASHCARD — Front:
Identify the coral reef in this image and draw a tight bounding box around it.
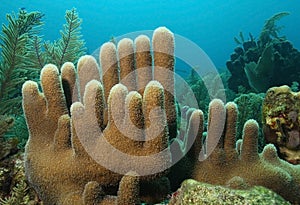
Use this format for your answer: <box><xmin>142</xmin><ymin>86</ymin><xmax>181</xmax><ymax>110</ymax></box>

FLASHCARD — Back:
<box><xmin>169</xmin><ymin>179</ymin><xmax>290</xmax><ymax>205</ymax></box>
<box><xmin>20</xmin><ymin>24</ymin><xmax>300</xmax><ymax>204</ymax></box>
<box><xmin>262</xmin><ymin>85</ymin><xmax>300</xmax><ymax>164</ymax></box>
<box><xmin>226</xmin><ymin>12</ymin><xmax>300</xmax><ymax>93</ymax></box>
<box><xmin>22</xmin><ymin>27</ymin><xmax>175</xmax><ymax>204</ymax></box>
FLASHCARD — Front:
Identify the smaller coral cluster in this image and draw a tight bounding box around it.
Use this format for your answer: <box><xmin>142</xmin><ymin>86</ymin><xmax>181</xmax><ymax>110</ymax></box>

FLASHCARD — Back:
<box><xmin>171</xmin><ymin>99</ymin><xmax>300</xmax><ymax>204</ymax></box>
<box><xmin>262</xmin><ymin>85</ymin><xmax>300</xmax><ymax>164</ymax></box>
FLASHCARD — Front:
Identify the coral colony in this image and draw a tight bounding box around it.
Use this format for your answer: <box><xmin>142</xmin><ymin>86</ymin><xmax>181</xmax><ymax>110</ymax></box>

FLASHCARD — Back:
<box><xmin>22</xmin><ymin>27</ymin><xmax>300</xmax><ymax>204</ymax></box>
<box><xmin>0</xmin><ymin>9</ymin><xmax>299</xmax><ymax>204</ymax></box>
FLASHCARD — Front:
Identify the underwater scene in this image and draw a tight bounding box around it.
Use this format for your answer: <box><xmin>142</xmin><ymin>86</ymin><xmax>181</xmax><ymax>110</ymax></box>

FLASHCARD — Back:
<box><xmin>1</xmin><ymin>0</ymin><xmax>300</xmax><ymax>204</ymax></box>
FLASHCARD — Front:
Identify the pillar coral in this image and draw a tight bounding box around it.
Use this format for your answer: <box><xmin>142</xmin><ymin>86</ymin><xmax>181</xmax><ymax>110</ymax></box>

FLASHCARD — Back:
<box><xmin>22</xmin><ymin>27</ymin><xmax>176</xmax><ymax>204</ymax></box>
<box><xmin>174</xmin><ymin>99</ymin><xmax>300</xmax><ymax>204</ymax></box>
<box><xmin>22</xmin><ymin>26</ymin><xmax>300</xmax><ymax>204</ymax></box>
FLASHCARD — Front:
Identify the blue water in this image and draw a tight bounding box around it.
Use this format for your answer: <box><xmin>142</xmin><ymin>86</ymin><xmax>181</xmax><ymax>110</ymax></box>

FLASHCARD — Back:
<box><xmin>2</xmin><ymin>0</ymin><xmax>300</xmax><ymax>70</ymax></box>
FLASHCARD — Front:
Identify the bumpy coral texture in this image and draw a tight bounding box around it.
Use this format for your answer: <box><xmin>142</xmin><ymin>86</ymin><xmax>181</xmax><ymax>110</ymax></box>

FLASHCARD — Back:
<box><xmin>22</xmin><ymin>27</ymin><xmax>176</xmax><ymax>205</ymax></box>
<box><xmin>262</xmin><ymin>85</ymin><xmax>300</xmax><ymax>164</ymax></box>
<box><xmin>174</xmin><ymin>99</ymin><xmax>300</xmax><ymax>204</ymax></box>
<box><xmin>169</xmin><ymin>179</ymin><xmax>290</xmax><ymax>205</ymax></box>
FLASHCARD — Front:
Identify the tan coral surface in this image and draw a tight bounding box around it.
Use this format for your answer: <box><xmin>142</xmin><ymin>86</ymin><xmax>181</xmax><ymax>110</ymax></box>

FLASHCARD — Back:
<box><xmin>22</xmin><ymin>27</ymin><xmax>175</xmax><ymax>205</ymax></box>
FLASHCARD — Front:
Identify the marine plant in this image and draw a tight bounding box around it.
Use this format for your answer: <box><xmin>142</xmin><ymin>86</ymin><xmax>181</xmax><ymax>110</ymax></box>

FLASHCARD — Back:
<box><xmin>40</xmin><ymin>8</ymin><xmax>86</xmax><ymax>68</ymax></box>
<box><xmin>0</xmin><ymin>9</ymin><xmax>44</xmax><ymax>115</ymax></box>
